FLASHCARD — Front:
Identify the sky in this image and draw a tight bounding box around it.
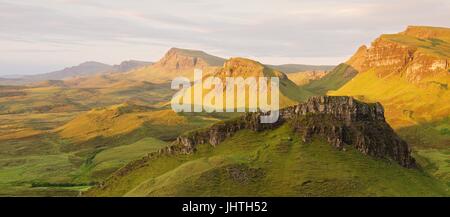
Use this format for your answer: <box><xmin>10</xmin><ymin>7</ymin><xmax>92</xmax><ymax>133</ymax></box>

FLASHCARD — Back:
<box><xmin>0</xmin><ymin>0</ymin><xmax>449</xmax><ymax>76</ymax></box>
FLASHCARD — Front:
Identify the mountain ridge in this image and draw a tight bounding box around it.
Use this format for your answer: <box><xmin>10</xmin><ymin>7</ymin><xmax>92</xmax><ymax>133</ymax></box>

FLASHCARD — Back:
<box><xmin>329</xmin><ymin>25</ymin><xmax>450</xmax><ymax>127</ymax></box>
<box><xmin>0</xmin><ymin>60</ymin><xmax>152</xmax><ymax>85</ymax></box>
<box><xmin>84</xmin><ymin>96</ymin><xmax>445</xmax><ymax>197</ymax></box>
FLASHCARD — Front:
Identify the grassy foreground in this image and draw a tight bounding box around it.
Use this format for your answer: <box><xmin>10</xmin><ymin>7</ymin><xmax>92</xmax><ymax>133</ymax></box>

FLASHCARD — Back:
<box><xmin>87</xmin><ymin>124</ymin><xmax>449</xmax><ymax>197</ymax></box>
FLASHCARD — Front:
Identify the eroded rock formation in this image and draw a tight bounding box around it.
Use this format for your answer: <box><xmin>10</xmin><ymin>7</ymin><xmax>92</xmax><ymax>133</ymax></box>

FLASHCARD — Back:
<box><xmin>171</xmin><ymin>96</ymin><xmax>416</xmax><ymax>168</ymax></box>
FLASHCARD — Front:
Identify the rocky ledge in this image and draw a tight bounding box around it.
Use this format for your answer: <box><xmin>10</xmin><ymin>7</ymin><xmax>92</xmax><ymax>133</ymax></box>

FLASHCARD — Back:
<box><xmin>168</xmin><ymin>96</ymin><xmax>416</xmax><ymax>168</ymax></box>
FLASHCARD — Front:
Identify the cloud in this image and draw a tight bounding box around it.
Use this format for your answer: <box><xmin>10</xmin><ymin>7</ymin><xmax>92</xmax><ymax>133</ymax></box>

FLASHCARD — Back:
<box><xmin>0</xmin><ymin>0</ymin><xmax>449</xmax><ymax>75</ymax></box>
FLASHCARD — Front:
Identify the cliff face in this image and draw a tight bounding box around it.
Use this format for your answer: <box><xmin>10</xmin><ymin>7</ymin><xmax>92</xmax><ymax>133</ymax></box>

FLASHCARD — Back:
<box><xmin>152</xmin><ymin>47</ymin><xmax>226</xmax><ymax>71</ymax></box>
<box><xmin>329</xmin><ymin>26</ymin><xmax>450</xmax><ymax>127</ymax></box>
<box><xmin>170</xmin><ymin>96</ymin><xmax>416</xmax><ymax>168</ymax></box>
<box><xmin>153</xmin><ymin>48</ymin><xmax>210</xmax><ymax>70</ymax></box>
<box><xmin>346</xmin><ymin>26</ymin><xmax>450</xmax><ymax>83</ymax></box>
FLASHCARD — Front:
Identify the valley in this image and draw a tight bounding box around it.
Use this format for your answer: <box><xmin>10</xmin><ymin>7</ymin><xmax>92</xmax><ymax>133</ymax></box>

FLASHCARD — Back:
<box><xmin>0</xmin><ymin>26</ymin><xmax>449</xmax><ymax>196</ymax></box>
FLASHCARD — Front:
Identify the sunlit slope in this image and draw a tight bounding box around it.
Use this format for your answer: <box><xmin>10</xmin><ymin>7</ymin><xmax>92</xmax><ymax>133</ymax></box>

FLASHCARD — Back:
<box><xmin>266</xmin><ymin>64</ymin><xmax>334</xmax><ymax>73</ymax></box>
<box><xmin>87</xmin><ymin>124</ymin><xmax>448</xmax><ymax>197</ymax></box>
<box><xmin>329</xmin><ymin>26</ymin><xmax>450</xmax><ymax>128</ymax></box>
<box><xmin>304</xmin><ymin>63</ymin><xmax>358</xmax><ymax>95</ymax></box>
<box><xmin>171</xmin><ymin>57</ymin><xmax>314</xmax><ymax>111</ymax></box>
<box><xmin>56</xmin><ymin>103</ymin><xmax>186</xmax><ymax>142</ymax></box>
<box><xmin>119</xmin><ymin>48</ymin><xmax>224</xmax><ymax>84</ymax></box>
<box><xmin>287</xmin><ymin>71</ymin><xmax>328</xmax><ymax>86</ymax></box>
<box><xmin>329</xmin><ymin>69</ymin><xmax>450</xmax><ymax>127</ymax></box>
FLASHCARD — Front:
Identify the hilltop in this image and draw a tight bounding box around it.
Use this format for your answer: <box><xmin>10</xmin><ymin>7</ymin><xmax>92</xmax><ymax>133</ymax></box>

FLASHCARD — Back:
<box><xmin>171</xmin><ymin>57</ymin><xmax>314</xmax><ymax>111</ymax></box>
<box><xmin>87</xmin><ymin>96</ymin><xmax>448</xmax><ymax>196</ymax></box>
<box><xmin>72</xmin><ymin>48</ymin><xmax>337</xmax><ymax>86</ymax></box>
<box><xmin>121</xmin><ymin>48</ymin><xmax>225</xmax><ymax>83</ymax></box>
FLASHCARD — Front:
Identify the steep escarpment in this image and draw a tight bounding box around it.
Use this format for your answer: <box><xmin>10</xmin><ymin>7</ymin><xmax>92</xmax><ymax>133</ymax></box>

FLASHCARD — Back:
<box><xmin>338</xmin><ymin>26</ymin><xmax>450</xmax><ymax>83</ymax></box>
<box><xmin>308</xmin><ymin>26</ymin><xmax>449</xmax><ymax>97</ymax></box>
<box><xmin>168</xmin><ymin>96</ymin><xmax>415</xmax><ymax>168</ymax></box>
<box><xmin>121</xmin><ymin>48</ymin><xmax>225</xmax><ymax>83</ymax></box>
<box><xmin>329</xmin><ymin>26</ymin><xmax>450</xmax><ymax>127</ymax></box>
<box><xmin>153</xmin><ymin>47</ymin><xmax>226</xmax><ymax>70</ymax></box>
<box><xmin>85</xmin><ymin>96</ymin><xmax>441</xmax><ymax>197</ymax></box>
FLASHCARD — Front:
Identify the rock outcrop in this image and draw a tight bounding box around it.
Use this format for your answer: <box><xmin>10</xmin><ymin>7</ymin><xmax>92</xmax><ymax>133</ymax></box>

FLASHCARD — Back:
<box><xmin>171</xmin><ymin>96</ymin><xmax>416</xmax><ymax>168</ymax></box>
<box><xmin>153</xmin><ymin>47</ymin><xmax>225</xmax><ymax>70</ymax></box>
<box><xmin>345</xmin><ymin>26</ymin><xmax>450</xmax><ymax>83</ymax></box>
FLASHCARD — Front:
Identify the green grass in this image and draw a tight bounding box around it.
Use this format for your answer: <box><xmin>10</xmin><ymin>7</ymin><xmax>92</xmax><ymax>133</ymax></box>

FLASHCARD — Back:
<box><xmin>88</xmin><ymin>124</ymin><xmax>449</xmax><ymax>196</ymax></box>
<box><xmin>89</xmin><ymin>137</ymin><xmax>169</xmax><ymax>179</ymax></box>
<box><xmin>397</xmin><ymin>117</ymin><xmax>450</xmax><ymax>149</ymax></box>
<box><xmin>381</xmin><ymin>33</ymin><xmax>450</xmax><ymax>58</ymax></box>
<box><xmin>304</xmin><ymin>63</ymin><xmax>358</xmax><ymax>95</ymax></box>
<box><xmin>415</xmin><ymin>149</ymin><xmax>450</xmax><ymax>187</ymax></box>
<box><xmin>0</xmin><ymin>103</ymin><xmax>228</xmax><ymax>196</ymax></box>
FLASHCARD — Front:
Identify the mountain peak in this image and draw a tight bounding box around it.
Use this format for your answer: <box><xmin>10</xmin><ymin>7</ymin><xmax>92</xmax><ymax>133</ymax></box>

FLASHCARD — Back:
<box><xmin>220</xmin><ymin>57</ymin><xmax>287</xmax><ymax>79</ymax></box>
<box><xmin>156</xmin><ymin>47</ymin><xmax>226</xmax><ymax>69</ymax></box>
<box><xmin>79</xmin><ymin>61</ymin><xmax>109</xmax><ymax>66</ymax></box>
<box><xmin>223</xmin><ymin>57</ymin><xmax>264</xmax><ymax>69</ymax></box>
<box><xmin>112</xmin><ymin>60</ymin><xmax>152</xmax><ymax>72</ymax></box>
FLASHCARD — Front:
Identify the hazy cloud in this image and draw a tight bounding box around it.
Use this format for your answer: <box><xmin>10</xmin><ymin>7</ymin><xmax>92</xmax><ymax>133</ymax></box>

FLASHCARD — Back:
<box><xmin>0</xmin><ymin>0</ymin><xmax>449</xmax><ymax>75</ymax></box>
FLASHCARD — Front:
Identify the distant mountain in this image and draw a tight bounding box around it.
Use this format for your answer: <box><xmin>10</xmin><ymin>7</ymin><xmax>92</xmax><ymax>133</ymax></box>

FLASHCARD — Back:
<box><xmin>171</xmin><ymin>57</ymin><xmax>314</xmax><ymax>110</ymax></box>
<box><xmin>123</xmin><ymin>48</ymin><xmax>226</xmax><ymax>83</ymax></box>
<box><xmin>111</xmin><ymin>60</ymin><xmax>153</xmax><ymax>73</ymax></box>
<box><xmin>158</xmin><ymin>47</ymin><xmax>226</xmax><ymax>68</ymax></box>
<box><xmin>327</xmin><ymin>26</ymin><xmax>450</xmax><ymax>127</ymax></box>
<box><xmin>287</xmin><ymin>70</ymin><xmax>328</xmax><ymax>86</ymax></box>
<box><xmin>0</xmin><ymin>60</ymin><xmax>152</xmax><ymax>85</ymax></box>
<box><xmin>28</xmin><ymin>61</ymin><xmax>113</xmax><ymax>82</ymax></box>
<box><xmin>123</xmin><ymin>47</ymin><xmax>335</xmax><ymax>84</ymax></box>
<box><xmin>267</xmin><ymin>64</ymin><xmax>335</xmax><ymax>74</ymax></box>
<box><xmin>303</xmin><ymin>63</ymin><xmax>358</xmax><ymax>95</ymax></box>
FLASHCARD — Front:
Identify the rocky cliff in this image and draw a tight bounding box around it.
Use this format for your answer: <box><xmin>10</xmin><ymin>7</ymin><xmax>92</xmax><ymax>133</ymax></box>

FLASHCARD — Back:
<box><xmin>346</xmin><ymin>26</ymin><xmax>449</xmax><ymax>83</ymax></box>
<box><xmin>153</xmin><ymin>47</ymin><xmax>225</xmax><ymax>70</ymax></box>
<box><xmin>168</xmin><ymin>96</ymin><xmax>416</xmax><ymax>168</ymax></box>
<box><xmin>328</xmin><ymin>26</ymin><xmax>450</xmax><ymax>127</ymax></box>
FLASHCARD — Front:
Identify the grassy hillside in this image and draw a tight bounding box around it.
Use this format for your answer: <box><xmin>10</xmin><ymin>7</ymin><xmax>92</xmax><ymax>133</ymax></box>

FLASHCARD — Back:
<box><xmin>329</xmin><ymin>69</ymin><xmax>450</xmax><ymax>128</ymax></box>
<box><xmin>397</xmin><ymin>117</ymin><xmax>450</xmax><ymax>186</ymax></box>
<box><xmin>172</xmin><ymin>58</ymin><xmax>314</xmax><ymax>111</ymax></box>
<box><xmin>326</xmin><ymin>26</ymin><xmax>450</xmax><ymax>188</ymax></box>
<box><xmin>287</xmin><ymin>71</ymin><xmax>328</xmax><ymax>86</ymax></box>
<box><xmin>88</xmin><ymin>124</ymin><xmax>448</xmax><ymax>197</ymax></box>
<box><xmin>266</xmin><ymin>64</ymin><xmax>335</xmax><ymax>74</ymax></box>
<box><xmin>56</xmin><ymin>104</ymin><xmax>186</xmax><ymax>142</ymax></box>
<box><xmin>0</xmin><ymin>86</ymin><xmax>229</xmax><ymax>196</ymax></box>
<box><xmin>304</xmin><ymin>63</ymin><xmax>358</xmax><ymax>95</ymax></box>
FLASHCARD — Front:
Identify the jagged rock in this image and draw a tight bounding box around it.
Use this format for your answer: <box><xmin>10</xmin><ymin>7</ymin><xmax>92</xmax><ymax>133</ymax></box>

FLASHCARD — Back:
<box><xmin>172</xmin><ymin>96</ymin><xmax>416</xmax><ymax>168</ymax></box>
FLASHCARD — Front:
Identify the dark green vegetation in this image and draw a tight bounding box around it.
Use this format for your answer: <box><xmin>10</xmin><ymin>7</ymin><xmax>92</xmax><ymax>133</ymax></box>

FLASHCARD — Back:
<box><xmin>87</xmin><ymin>124</ymin><xmax>448</xmax><ymax>196</ymax></box>
<box><xmin>0</xmin><ymin>80</ymin><xmax>233</xmax><ymax>196</ymax></box>
<box><xmin>397</xmin><ymin>117</ymin><xmax>450</xmax><ymax>187</ymax></box>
